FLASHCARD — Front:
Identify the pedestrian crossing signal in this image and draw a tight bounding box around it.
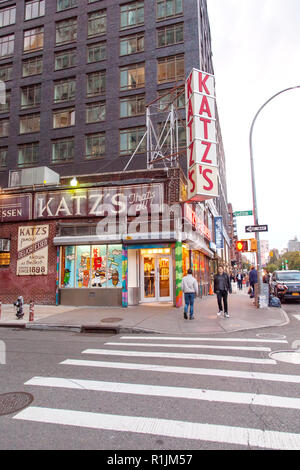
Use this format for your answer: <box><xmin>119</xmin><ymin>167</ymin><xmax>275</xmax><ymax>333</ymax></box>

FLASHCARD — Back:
<box><xmin>250</xmin><ymin>239</ymin><xmax>257</xmax><ymax>252</ymax></box>
<box><xmin>236</xmin><ymin>240</ymin><xmax>249</xmax><ymax>252</ymax></box>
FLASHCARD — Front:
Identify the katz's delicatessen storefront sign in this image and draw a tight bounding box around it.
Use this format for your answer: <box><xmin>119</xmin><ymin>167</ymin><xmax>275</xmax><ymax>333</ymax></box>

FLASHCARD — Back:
<box><xmin>17</xmin><ymin>225</ymin><xmax>49</xmax><ymax>276</ymax></box>
<box><xmin>185</xmin><ymin>68</ymin><xmax>219</xmax><ymax>201</ymax></box>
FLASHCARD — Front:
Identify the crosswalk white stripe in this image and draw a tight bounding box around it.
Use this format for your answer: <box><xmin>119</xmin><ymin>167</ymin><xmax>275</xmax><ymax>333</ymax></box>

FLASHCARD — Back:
<box><xmin>105</xmin><ymin>342</ymin><xmax>272</xmax><ymax>352</ymax></box>
<box><xmin>60</xmin><ymin>359</ymin><xmax>300</xmax><ymax>383</ymax></box>
<box><xmin>82</xmin><ymin>348</ymin><xmax>276</xmax><ymax>365</ymax></box>
<box><xmin>24</xmin><ymin>376</ymin><xmax>300</xmax><ymax>411</ymax></box>
<box><xmin>120</xmin><ymin>336</ymin><xmax>288</xmax><ymax>344</ymax></box>
<box><xmin>13</xmin><ymin>406</ymin><xmax>300</xmax><ymax>449</ymax></box>
<box><xmin>294</xmin><ymin>315</ymin><xmax>300</xmax><ymax>321</ymax></box>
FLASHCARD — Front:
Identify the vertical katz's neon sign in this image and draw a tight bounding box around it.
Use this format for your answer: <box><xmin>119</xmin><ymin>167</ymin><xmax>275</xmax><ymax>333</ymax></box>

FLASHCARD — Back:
<box><xmin>185</xmin><ymin>69</ymin><xmax>219</xmax><ymax>201</ymax></box>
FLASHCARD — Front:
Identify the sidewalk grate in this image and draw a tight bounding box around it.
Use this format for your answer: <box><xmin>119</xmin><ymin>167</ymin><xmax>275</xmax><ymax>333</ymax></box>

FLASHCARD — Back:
<box><xmin>0</xmin><ymin>392</ymin><xmax>34</xmax><ymax>416</ymax></box>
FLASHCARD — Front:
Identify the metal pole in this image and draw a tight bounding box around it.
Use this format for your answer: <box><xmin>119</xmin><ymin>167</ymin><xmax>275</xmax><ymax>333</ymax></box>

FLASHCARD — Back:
<box><xmin>249</xmin><ymin>86</ymin><xmax>300</xmax><ymax>307</ymax></box>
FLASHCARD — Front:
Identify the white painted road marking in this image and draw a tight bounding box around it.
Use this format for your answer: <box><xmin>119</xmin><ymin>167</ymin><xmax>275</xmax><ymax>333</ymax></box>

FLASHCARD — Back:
<box><xmin>120</xmin><ymin>336</ymin><xmax>288</xmax><ymax>344</ymax></box>
<box><xmin>24</xmin><ymin>376</ymin><xmax>300</xmax><ymax>411</ymax></box>
<box><xmin>14</xmin><ymin>406</ymin><xmax>300</xmax><ymax>449</ymax></box>
<box><xmin>105</xmin><ymin>341</ymin><xmax>272</xmax><ymax>352</ymax></box>
<box><xmin>82</xmin><ymin>348</ymin><xmax>276</xmax><ymax>365</ymax></box>
<box><xmin>60</xmin><ymin>358</ymin><xmax>300</xmax><ymax>383</ymax></box>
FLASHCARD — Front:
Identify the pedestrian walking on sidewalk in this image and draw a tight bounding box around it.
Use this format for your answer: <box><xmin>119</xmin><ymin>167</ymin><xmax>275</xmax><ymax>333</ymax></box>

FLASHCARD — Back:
<box><xmin>249</xmin><ymin>266</ymin><xmax>258</xmax><ymax>298</ymax></box>
<box><xmin>182</xmin><ymin>268</ymin><xmax>198</xmax><ymax>320</ymax></box>
<box><xmin>214</xmin><ymin>266</ymin><xmax>232</xmax><ymax>318</ymax></box>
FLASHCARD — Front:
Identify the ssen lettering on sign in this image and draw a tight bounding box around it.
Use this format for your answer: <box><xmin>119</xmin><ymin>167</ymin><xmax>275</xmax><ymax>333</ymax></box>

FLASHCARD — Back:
<box><xmin>185</xmin><ymin>69</ymin><xmax>219</xmax><ymax>202</ymax></box>
<box><xmin>0</xmin><ymin>194</ymin><xmax>32</xmax><ymax>222</ymax></box>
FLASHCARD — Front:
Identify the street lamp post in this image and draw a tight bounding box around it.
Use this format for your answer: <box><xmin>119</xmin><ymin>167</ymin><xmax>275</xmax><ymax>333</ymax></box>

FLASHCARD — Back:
<box><xmin>249</xmin><ymin>85</ymin><xmax>300</xmax><ymax>308</ymax></box>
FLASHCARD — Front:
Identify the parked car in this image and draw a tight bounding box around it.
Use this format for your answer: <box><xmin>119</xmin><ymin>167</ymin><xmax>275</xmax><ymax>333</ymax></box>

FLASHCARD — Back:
<box><xmin>270</xmin><ymin>270</ymin><xmax>300</xmax><ymax>302</ymax></box>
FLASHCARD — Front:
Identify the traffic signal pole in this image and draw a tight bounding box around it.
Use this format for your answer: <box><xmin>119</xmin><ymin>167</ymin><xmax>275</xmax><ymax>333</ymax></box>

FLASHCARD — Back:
<box><xmin>249</xmin><ymin>86</ymin><xmax>300</xmax><ymax>308</ymax></box>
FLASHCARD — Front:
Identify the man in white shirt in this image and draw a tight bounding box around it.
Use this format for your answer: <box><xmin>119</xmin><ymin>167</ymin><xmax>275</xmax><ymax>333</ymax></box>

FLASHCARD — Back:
<box><xmin>182</xmin><ymin>268</ymin><xmax>199</xmax><ymax>320</ymax></box>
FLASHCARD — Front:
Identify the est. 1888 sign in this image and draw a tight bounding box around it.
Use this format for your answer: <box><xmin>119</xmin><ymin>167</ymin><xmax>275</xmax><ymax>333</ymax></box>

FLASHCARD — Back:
<box><xmin>185</xmin><ymin>69</ymin><xmax>219</xmax><ymax>201</ymax></box>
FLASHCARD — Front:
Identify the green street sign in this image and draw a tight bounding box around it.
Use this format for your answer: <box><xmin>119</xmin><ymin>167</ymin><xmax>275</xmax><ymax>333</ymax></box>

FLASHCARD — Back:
<box><xmin>234</xmin><ymin>210</ymin><xmax>253</xmax><ymax>217</ymax></box>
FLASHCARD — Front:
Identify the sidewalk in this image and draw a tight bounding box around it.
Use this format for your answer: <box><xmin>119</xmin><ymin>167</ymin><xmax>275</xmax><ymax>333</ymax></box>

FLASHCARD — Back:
<box><xmin>0</xmin><ymin>291</ymin><xmax>289</xmax><ymax>335</ymax></box>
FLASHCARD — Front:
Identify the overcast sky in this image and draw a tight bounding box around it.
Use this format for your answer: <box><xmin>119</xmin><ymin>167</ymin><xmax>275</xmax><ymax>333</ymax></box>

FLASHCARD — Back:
<box><xmin>206</xmin><ymin>0</ymin><xmax>300</xmax><ymax>251</ymax></box>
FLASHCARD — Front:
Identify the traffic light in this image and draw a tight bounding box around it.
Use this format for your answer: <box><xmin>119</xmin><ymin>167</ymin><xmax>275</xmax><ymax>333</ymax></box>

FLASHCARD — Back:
<box><xmin>236</xmin><ymin>240</ymin><xmax>249</xmax><ymax>252</ymax></box>
<box><xmin>250</xmin><ymin>238</ymin><xmax>257</xmax><ymax>252</ymax></box>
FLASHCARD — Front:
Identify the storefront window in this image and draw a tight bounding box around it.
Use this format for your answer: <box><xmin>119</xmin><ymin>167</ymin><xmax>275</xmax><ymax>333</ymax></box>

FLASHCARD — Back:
<box><xmin>60</xmin><ymin>244</ymin><xmax>122</xmax><ymax>289</ymax></box>
<box><xmin>107</xmin><ymin>245</ymin><xmax>122</xmax><ymax>288</ymax></box>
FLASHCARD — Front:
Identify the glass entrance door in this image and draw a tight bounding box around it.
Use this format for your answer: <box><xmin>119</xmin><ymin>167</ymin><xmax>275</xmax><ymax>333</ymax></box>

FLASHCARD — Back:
<box><xmin>142</xmin><ymin>254</ymin><xmax>172</xmax><ymax>302</ymax></box>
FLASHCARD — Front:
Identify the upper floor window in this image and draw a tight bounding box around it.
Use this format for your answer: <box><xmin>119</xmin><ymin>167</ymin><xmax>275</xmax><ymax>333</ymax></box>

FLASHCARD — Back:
<box><xmin>87</xmin><ymin>10</ymin><xmax>106</xmax><ymax>38</ymax></box>
<box><xmin>87</xmin><ymin>42</ymin><xmax>106</xmax><ymax>63</ymax></box>
<box><xmin>54</xmin><ymin>77</ymin><xmax>76</xmax><ymax>102</ymax></box>
<box><xmin>157</xmin><ymin>54</ymin><xmax>184</xmax><ymax>84</ymax></box>
<box><xmin>86</xmin><ymin>71</ymin><xmax>106</xmax><ymax>97</ymax></box>
<box><xmin>56</xmin><ymin>18</ymin><xmax>77</xmax><ymax>45</ymax></box>
<box><xmin>120</xmin><ymin>94</ymin><xmax>145</xmax><ymax>118</ymax></box>
<box><xmin>0</xmin><ymin>88</ymin><xmax>10</xmax><ymax>113</ymax></box>
<box><xmin>120</xmin><ymin>33</ymin><xmax>144</xmax><ymax>56</ymax></box>
<box><xmin>55</xmin><ymin>49</ymin><xmax>77</xmax><ymax>70</ymax></box>
<box><xmin>156</xmin><ymin>0</ymin><xmax>183</xmax><ymax>20</ymax></box>
<box><xmin>18</xmin><ymin>142</ymin><xmax>39</xmax><ymax>167</ymax></box>
<box><xmin>0</xmin><ymin>5</ymin><xmax>16</xmax><ymax>28</ymax></box>
<box><xmin>120</xmin><ymin>126</ymin><xmax>146</xmax><ymax>156</ymax></box>
<box><xmin>120</xmin><ymin>1</ymin><xmax>144</xmax><ymax>30</ymax></box>
<box><xmin>0</xmin><ymin>147</ymin><xmax>7</xmax><ymax>168</ymax></box>
<box><xmin>22</xmin><ymin>56</ymin><xmax>43</xmax><ymax>77</ymax></box>
<box><xmin>25</xmin><ymin>0</ymin><xmax>45</xmax><ymax>20</ymax></box>
<box><xmin>0</xmin><ymin>34</ymin><xmax>14</xmax><ymax>58</ymax></box>
<box><xmin>57</xmin><ymin>0</ymin><xmax>78</xmax><ymax>11</ymax></box>
<box><xmin>0</xmin><ymin>118</ymin><xmax>9</xmax><ymax>137</ymax></box>
<box><xmin>21</xmin><ymin>83</ymin><xmax>41</xmax><ymax>109</ymax></box>
<box><xmin>120</xmin><ymin>63</ymin><xmax>145</xmax><ymax>91</ymax></box>
<box><xmin>0</xmin><ymin>62</ymin><xmax>12</xmax><ymax>81</ymax></box>
<box><xmin>157</xmin><ymin>22</ymin><xmax>183</xmax><ymax>47</ymax></box>
<box><xmin>23</xmin><ymin>27</ymin><xmax>44</xmax><ymax>53</ymax></box>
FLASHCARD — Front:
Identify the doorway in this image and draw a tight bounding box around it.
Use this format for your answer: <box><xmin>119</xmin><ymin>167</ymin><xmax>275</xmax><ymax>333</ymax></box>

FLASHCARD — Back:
<box><xmin>141</xmin><ymin>253</ymin><xmax>172</xmax><ymax>302</ymax></box>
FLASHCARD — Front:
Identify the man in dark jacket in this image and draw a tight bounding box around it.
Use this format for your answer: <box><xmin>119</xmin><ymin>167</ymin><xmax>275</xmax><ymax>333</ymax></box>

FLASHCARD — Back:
<box><xmin>214</xmin><ymin>266</ymin><xmax>232</xmax><ymax>318</ymax></box>
<box><xmin>249</xmin><ymin>266</ymin><xmax>258</xmax><ymax>297</ymax></box>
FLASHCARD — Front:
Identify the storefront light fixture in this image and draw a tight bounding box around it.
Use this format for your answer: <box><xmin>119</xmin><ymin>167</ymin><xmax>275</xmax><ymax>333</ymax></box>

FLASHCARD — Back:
<box><xmin>70</xmin><ymin>177</ymin><xmax>78</xmax><ymax>187</ymax></box>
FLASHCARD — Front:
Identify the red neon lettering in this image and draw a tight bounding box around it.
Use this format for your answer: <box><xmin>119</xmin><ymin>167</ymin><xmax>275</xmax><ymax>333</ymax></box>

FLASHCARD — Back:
<box><xmin>201</xmin><ymin>141</ymin><xmax>212</xmax><ymax>164</ymax></box>
<box><xmin>187</xmin><ymin>99</ymin><xmax>194</xmax><ymax>122</ymax></box>
<box><xmin>198</xmin><ymin>72</ymin><xmax>210</xmax><ymax>95</ymax></box>
<box><xmin>200</xmin><ymin>117</ymin><xmax>211</xmax><ymax>140</ymax></box>
<box><xmin>199</xmin><ymin>95</ymin><xmax>212</xmax><ymax>118</ymax></box>
<box><xmin>187</xmin><ymin>119</ymin><xmax>193</xmax><ymax>143</ymax></box>
<box><xmin>186</xmin><ymin>74</ymin><xmax>193</xmax><ymax>99</ymax></box>
<box><xmin>202</xmin><ymin>168</ymin><xmax>214</xmax><ymax>191</ymax></box>
<box><xmin>188</xmin><ymin>169</ymin><xmax>196</xmax><ymax>193</ymax></box>
<box><xmin>188</xmin><ymin>141</ymin><xmax>195</xmax><ymax>167</ymax></box>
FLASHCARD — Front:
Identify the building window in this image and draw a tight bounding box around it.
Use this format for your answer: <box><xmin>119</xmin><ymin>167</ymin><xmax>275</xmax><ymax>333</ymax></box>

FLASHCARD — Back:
<box><xmin>85</xmin><ymin>132</ymin><xmax>105</xmax><ymax>159</ymax></box>
<box><xmin>157</xmin><ymin>86</ymin><xmax>185</xmax><ymax>110</ymax></box>
<box><xmin>25</xmin><ymin>0</ymin><xmax>45</xmax><ymax>20</ymax></box>
<box><xmin>0</xmin><ymin>147</ymin><xmax>7</xmax><ymax>168</ymax></box>
<box><xmin>120</xmin><ymin>126</ymin><xmax>146</xmax><ymax>155</ymax></box>
<box><xmin>54</xmin><ymin>77</ymin><xmax>76</xmax><ymax>103</ymax></box>
<box><xmin>52</xmin><ymin>137</ymin><xmax>74</xmax><ymax>163</ymax></box>
<box><xmin>157</xmin><ymin>22</ymin><xmax>183</xmax><ymax>47</ymax></box>
<box><xmin>22</xmin><ymin>56</ymin><xmax>43</xmax><ymax>77</ymax></box>
<box><xmin>0</xmin><ymin>118</ymin><xmax>9</xmax><ymax>137</ymax></box>
<box><xmin>0</xmin><ymin>238</ymin><xmax>10</xmax><ymax>266</ymax></box>
<box><xmin>0</xmin><ymin>63</ymin><xmax>12</xmax><ymax>82</ymax></box>
<box><xmin>0</xmin><ymin>34</ymin><xmax>14</xmax><ymax>58</ymax></box>
<box><xmin>0</xmin><ymin>89</ymin><xmax>10</xmax><ymax>113</ymax></box>
<box><xmin>0</xmin><ymin>5</ymin><xmax>16</xmax><ymax>28</ymax></box>
<box><xmin>53</xmin><ymin>107</ymin><xmax>75</xmax><ymax>128</ymax></box>
<box><xmin>120</xmin><ymin>94</ymin><xmax>145</xmax><ymax>118</ymax></box>
<box><xmin>87</xmin><ymin>10</ymin><xmax>106</xmax><ymax>38</ymax></box>
<box><xmin>86</xmin><ymin>71</ymin><xmax>106</xmax><ymax>97</ymax></box>
<box><xmin>156</xmin><ymin>0</ymin><xmax>183</xmax><ymax>20</ymax></box>
<box><xmin>87</xmin><ymin>42</ymin><xmax>106</xmax><ymax>63</ymax></box>
<box><xmin>20</xmin><ymin>114</ymin><xmax>40</xmax><ymax>134</ymax></box>
<box><xmin>120</xmin><ymin>63</ymin><xmax>145</xmax><ymax>91</ymax></box>
<box><xmin>56</xmin><ymin>0</ymin><xmax>78</xmax><ymax>11</ymax></box>
<box><xmin>55</xmin><ymin>49</ymin><xmax>77</xmax><ymax>70</ymax></box>
<box><xmin>157</xmin><ymin>54</ymin><xmax>184</xmax><ymax>84</ymax></box>
<box><xmin>120</xmin><ymin>33</ymin><xmax>144</xmax><ymax>56</ymax></box>
<box><xmin>120</xmin><ymin>1</ymin><xmax>144</xmax><ymax>30</ymax></box>
<box><xmin>18</xmin><ymin>142</ymin><xmax>39</xmax><ymax>167</ymax></box>
<box><xmin>56</xmin><ymin>18</ymin><xmax>77</xmax><ymax>45</ymax></box>
<box><xmin>21</xmin><ymin>84</ymin><xmax>41</xmax><ymax>109</ymax></box>
<box><xmin>23</xmin><ymin>27</ymin><xmax>44</xmax><ymax>53</ymax></box>
<box><xmin>86</xmin><ymin>101</ymin><xmax>106</xmax><ymax>123</ymax></box>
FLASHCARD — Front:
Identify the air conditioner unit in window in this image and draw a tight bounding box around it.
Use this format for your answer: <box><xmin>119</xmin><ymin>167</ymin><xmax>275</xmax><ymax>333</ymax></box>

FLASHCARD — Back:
<box><xmin>8</xmin><ymin>167</ymin><xmax>60</xmax><ymax>188</ymax></box>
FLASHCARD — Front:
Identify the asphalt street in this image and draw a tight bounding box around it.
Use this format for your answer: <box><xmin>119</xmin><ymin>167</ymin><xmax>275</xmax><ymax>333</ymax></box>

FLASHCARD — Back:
<box><xmin>0</xmin><ymin>300</ymin><xmax>300</xmax><ymax>452</ymax></box>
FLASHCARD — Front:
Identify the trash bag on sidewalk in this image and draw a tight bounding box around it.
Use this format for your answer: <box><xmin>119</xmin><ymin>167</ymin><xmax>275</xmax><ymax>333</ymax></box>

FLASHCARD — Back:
<box><xmin>269</xmin><ymin>295</ymin><xmax>281</xmax><ymax>308</ymax></box>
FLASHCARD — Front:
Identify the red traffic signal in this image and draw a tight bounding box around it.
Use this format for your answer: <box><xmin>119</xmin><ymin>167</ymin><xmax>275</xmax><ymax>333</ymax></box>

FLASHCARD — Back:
<box><xmin>236</xmin><ymin>240</ymin><xmax>249</xmax><ymax>252</ymax></box>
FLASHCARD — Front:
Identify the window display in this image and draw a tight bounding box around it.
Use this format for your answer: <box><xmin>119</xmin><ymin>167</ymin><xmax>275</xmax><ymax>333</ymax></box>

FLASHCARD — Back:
<box><xmin>60</xmin><ymin>244</ymin><xmax>122</xmax><ymax>289</ymax></box>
